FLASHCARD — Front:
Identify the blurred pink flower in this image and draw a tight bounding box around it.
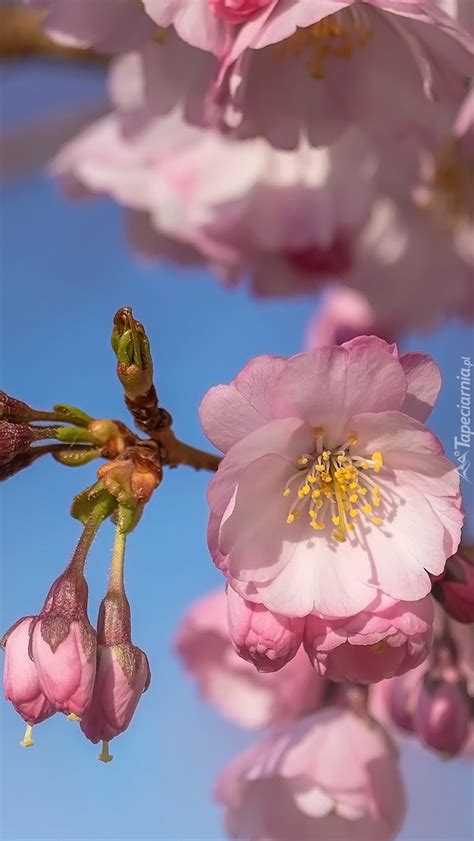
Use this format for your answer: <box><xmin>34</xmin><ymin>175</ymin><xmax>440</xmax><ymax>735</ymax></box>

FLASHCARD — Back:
<box><xmin>211</xmin><ymin>0</ymin><xmax>474</xmax><ymax>148</ymax></box>
<box><xmin>305</xmin><ymin>594</ymin><xmax>433</xmax><ymax>683</ymax></box>
<box><xmin>26</xmin><ymin>0</ymin><xmax>156</xmax><ymax>52</ymax></box>
<box><xmin>80</xmin><ymin>643</ymin><xmax>150</xmax><ymax>744</ymax></box>
<box><xmin>2</xmin><ymin>617</ymin><xmax>55</xmax><ymax>726</ymax></box>
<box><xmin>175</xmin><ymin>589</ymin><xmax>326</xmax><ymax>729</ymax></box>
<box><xmin>305</xmin><ymin>287</ymin><xmax>394</xmax><ymax>349</ymax></box>
<box><xmin>52</xmin><ymin>101</ymin><xmax>377</xmax><ymax>296</ymax></box>
<box><xmin>216</xmin><ymin>706</ymin><xmax>405</xmax><ymax>841</ymax></box>
<box><xmin>200</xmin><ymin>338</ymin><xmax>461</xmax><ymax>619</ymax></box>
<box><xmin>227</xmin><ymin>586</ymin><xmax>305</xmax><ymax>672</ymax></box>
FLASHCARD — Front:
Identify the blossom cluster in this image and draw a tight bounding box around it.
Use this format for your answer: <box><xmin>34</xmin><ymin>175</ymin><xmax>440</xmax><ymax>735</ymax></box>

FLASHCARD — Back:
<box><xmin>29</xmin><ymin>0</ymin><xmax>474</xmax><ymax>337</ymax></box>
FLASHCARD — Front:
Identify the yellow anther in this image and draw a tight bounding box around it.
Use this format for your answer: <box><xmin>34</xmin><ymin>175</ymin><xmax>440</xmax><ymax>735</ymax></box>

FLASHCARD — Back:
<box><xmin>309</xmin><ymin>510</ymin><xmax>317</xmax><ymax>518</ymax></box>
<box><xmin>362</xmin><ymin>504</ymin><xmax>372</xmax><ymax>514</ymax></box>
<box><xmin>359</xmin><ymin>487</ymin><xmax>367</xmax><ymax>495</ymax></box>
<box><xmin>310</xmin><ymin>521</ymin><xmax>325</xmax><ymax>530</ymax></box>
<box><xmin>347</xmin><ymin>523</ymin><xmax>355</xmax><ymax>531</ymax></box>
<box><xmin>332</xmin><ymin>515</ymin><xmax>340</xmax><ymax>526</ymax></box>
<box><xmin>287</xmin><ymin>513</ymin><xmax>296</xmax><ymax>525</ymax></box>
<box><xmin>373</xmin><ymin>498</ymin><xmax>381</xmax><ymax>508</ymax></box>
<box><xmin>349</xmin><ymin>494</ymin><xmax>358</xmax><ymax>503</ymax></box>
<box><xmin>298</xmin><ymin>457</ymin><xmax>309</xmax><ymax>466</ymax></box>
<box><xmin>282</xmin><ymin>488</ymin><xmax>291</xmax><ymax>497</ymax></box>
<box><xmin>98</xmin><ymin>740</ymin><xmax>114</xmax><ymax>764</ymax></box>
<box><xmin>349</xmin><ymin>481</ymin><xmax>358</xmax><ymax>490</ymax></box>
<box><xmin>333</xmin><ymin>530</ymin><xmax>346</xmax><ymax>543</ymax></box>
<box><xmin>20</xmin><ymin>724</ymin><xmax>34</xmax><ymax>748</ymax></box>
<box><xmin>322</xmin><ymin>473</ymin><xmax>332</xmax><ymax>483</ymax></box>
<box><xmin>316</xmin><ymin>464</ymin><xmax>326</xmax><ymax>473</ymax></box>
<box><xmin>322</xmin><ymin>451</ymin><xmax>331</xmax><ymax>461</ymax></box>
<box><xmin>349</xmin><ymin>509</ymin><xmax>360</xmax><ymax>518</ymax></box>
<box><xmin>307</xmin><ymin>475</ymin><xmax>317</xmax><ymax>483</ymax></box>
<box><xmin>298</xmin><ymin>485</ymin><xmax>310</xmax><ymax>498</ymax></box>
<box><xmin>371</xmin><ymin>452</ymin><xmax>383</xmax><ymax>473</ymax></box>
<box><xmin>372</xmin><ymin>516</ymin><xmax>383</xmax><ymax>525</ymax></box>
<box><xmin>360</xmin><ymin>460</ymin><xmax>369</xmax><ymax>469</ymax></box>
<box><xmin>67</xmin><ymin>713</ymin><xmax>81</xmax><ymax>722</ymax></box>
<box><xmin>312</xmin><ymin>489</ymin><xmax>321</xmax><ymax>499</ymax></box>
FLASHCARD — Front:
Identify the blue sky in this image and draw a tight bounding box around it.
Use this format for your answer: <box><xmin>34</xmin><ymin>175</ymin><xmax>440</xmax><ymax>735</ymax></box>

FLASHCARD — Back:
<box><xmin>0</xmin><ymin>60</ymin><xmax>473</xmax><ymax>841</ymax></box>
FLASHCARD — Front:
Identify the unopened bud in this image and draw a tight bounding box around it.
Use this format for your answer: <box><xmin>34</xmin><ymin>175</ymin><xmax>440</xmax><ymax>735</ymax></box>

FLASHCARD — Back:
<box><xmin>0</xmin><ymin>391</ymin><xmax>35</xmax><ymax>422</ymax></box>
<box><xmin>414</xmin><ymin>674</ymin><xmax>470</xmax><ymax>756</ymax></box>
<box><xmin>112</xmin><ymin>308</ymin><xmax>154</xmax><ymax>400</ymax></box>
<box><xmin>98</xmin><ymin>449</ymin><xmax>161</xmax><ymax>507</ymax></box>
<box><xmin>0</xmin><ymin>421</ymin><xmax>33</xmax><ymax>465</ymax></box>
<box><xmin>432</xmin><ymin>549</ymin><xmax>474</xmax><ymax>624</ymax></box>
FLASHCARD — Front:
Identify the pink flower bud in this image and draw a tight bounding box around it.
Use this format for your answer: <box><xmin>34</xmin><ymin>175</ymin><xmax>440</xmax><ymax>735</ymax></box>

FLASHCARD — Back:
<box><xmin>80</xmin><ymin>589</ymin><xmax>150</xmax><ymax>749</ymax></box>
<box><xmin>0</xmin><ymin>421</ymin><xmax>33</xmax><ymax>466</ymax></box>
<box><xmin>80</xmin><ymin>643</ymin><xmax>150</xmax><ymax>744</ymax></box>
<box><xmin>227</xmin><ymin>586</ymin><xmax>304</xmax><ymax>672</ymax></box>
<box><xmin>414</xmin><ymin>675</ymin><xmax>471</xmax><ymax>756</ymax></box>
<box><xmin>208</xmin><ymin>0</ymin><xmax>273</xmax><ymax>24</ymax></box>
<box><xmin>2</xmin><ymin>616</ymin><xmax>55</xmax><ymax>725</ymax></box>
<box><xmin>31</xmin><ymin>569</ymin><xmax>96</xmax><ymax>716</ymax></box>
<box><xmin>432</xmin><ymin>550</ymin><xmax>474</xmax><ymax>624</ymax></box>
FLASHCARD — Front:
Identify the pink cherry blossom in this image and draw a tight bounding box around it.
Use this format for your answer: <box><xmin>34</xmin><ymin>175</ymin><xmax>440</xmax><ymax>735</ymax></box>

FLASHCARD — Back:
<box><xmin>305</xmin><ymin>594</ymin><xmax>433</xmax><ymax>683</ymax></box>
<box><xmin>26</xmin><ymin>0</ymin><xmax>156</xmax><ymax>52</ymax></box>
<box><xmin>216</xmin><ymin>706</ymin><xmax>405</xmax><ymax>841</ymax></box>
<box><xmin>305</xmin><ymin>287</ymin><xmax>394</xmax><ymax>349</ymax></box>
<box><xmin>2</xmin><ymin>617</ymin><xmax>55</xmax><ymax>725</ymax></box>
<box><xmin>227</xmin><ymin>586</ymin><xmax>304</xmax><ymax>672</ymax></box>
<box><xmin>212</xmin><ymin>0</ymin><xmax>474</xmax><ymax>149</ymax></box>
<box><xmin>80</xmin><ymin>643</ymin><xmax>150</xmax><ymax>743</ymax></box>
<box><xmin>201</xmin><ymin>338</ymin><xmax>461</xmax><ymax>619</ymax></box>
<box><xmin>175</xmin><ymin>589</ymin><xmax>326</xmax><ymax>729</ymax></box>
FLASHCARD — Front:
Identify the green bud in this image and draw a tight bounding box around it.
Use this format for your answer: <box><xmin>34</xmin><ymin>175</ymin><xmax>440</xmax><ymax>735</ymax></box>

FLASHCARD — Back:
<box><xmin>112</xmin><ymin>308</ymin><xmax>154</xmax><ymax>399</ymax></box>
<box><xmin>53</xmin><ymin>404</ymin><xmax>94</xmax><ymax>427</ymax></box>
<box><xmin>55</xmin><ymin>426</ymin><xmax>98</xmax><ymax>445</ymax></box>
<box><xmin>53</xmin><ymin>447</ymin><xmax>102</xmax><ymax>467</ymax></box>
<box><xmin>114</xmin><ymin>503</ymin><xmax>143</xmax><ymax>534</ymax></box>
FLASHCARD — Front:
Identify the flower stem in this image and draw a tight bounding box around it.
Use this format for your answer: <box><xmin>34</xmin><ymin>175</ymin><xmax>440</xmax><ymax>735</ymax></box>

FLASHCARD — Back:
<box><xmin>109</xmin><ymin>525</ymin><xmax>127</xmax><ymax>594</ymax></box>
<box><xmin>69</xmin><ymin>498</ymin><xmax>115</xmax><ymax>575</ymax></box>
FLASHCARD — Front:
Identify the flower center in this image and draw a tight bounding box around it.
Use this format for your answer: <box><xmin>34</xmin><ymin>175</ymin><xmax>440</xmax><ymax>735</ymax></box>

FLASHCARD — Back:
<box><xmin>272</xmin><ymin>10</ymin><xmax>373</xmax><ymax>79</ymax></box>
<box><xmin>283</xmin><ymin>427</ymin><xmax>383</xmax><ymax>543</ymax></box>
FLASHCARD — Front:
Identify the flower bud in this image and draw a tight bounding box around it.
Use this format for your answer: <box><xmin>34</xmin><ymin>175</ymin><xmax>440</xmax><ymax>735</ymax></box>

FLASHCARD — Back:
<box><xmin>414</xmin><ymin>674</ymin><xmax>470</xmax><ymax>756</ymax></box>
<box><xmin>31</xmin><ymin>568</ymin><xmax>96</xmax><ymax>717</ymax></box>
<box><xmin>2</xmin><ymin>616</ymin><xmax>56</xmax><ymax>726</ymax></box>
<box><xmin>80</xmin><ymin>590</ymin><xmax>150</xmax><ymax>755</ymax></box>
<box><xmin>112</xmin><ymin>307</ymin><xmax>154</xmax><ymax>400</ymax></box>
<box><xmin>0</xmin><ymin>421</ymin><xmax>33</xmax><ymax>465</ymax></box>
<box><xmin>97</xmin><ymin>449</ymin><xmax>161</xmax><ymax>506</ymax></box>
<box><xmin>0</xmin><ymin>391</ymin><xmax>35</xmax><ymax>422</ymax></box>
<box><xmin>226</xmin><ymin>586</ymin><xmax>304</xmax><ymax>672</ymax></box>
<box><xmin>432</xmin><ymin>550</ymin><xmax>474</xmax><ymax>624</ymax></box>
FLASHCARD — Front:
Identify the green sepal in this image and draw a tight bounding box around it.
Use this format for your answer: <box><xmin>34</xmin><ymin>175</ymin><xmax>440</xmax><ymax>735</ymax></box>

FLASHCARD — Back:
<box><xmin>53</xmin><ymin>447</ymin><xmax>102</xmax><ymax>467</ymax></box>
<box><xmin>53</xmin><ymin>404</ymin><xmax>93</xmax><ymax>427</ymax></box>
<box><xmin>56</xmin><ymin>426</ymin><xmax>98</xmax><ymax>444</ymax></box>
<box><xmin>114</xmin><ymin>503</ymin><xmax>143</xmax><ymax>534</ymax></box>
<box><xmin>71</xmin><ymin>482</ymin><xmax>117</xmax><ymax>524</ymax></box>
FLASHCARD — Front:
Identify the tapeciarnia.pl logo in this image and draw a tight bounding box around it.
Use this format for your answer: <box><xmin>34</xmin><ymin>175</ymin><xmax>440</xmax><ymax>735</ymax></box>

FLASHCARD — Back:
<box><xmin>453</xmin><ymin>356</ymin><xmax>473</xmax><ymax>483</ymax></box>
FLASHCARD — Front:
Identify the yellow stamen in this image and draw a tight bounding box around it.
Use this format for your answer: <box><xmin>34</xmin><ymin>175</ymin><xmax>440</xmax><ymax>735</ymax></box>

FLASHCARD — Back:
<box><xmin>283</xmin><ymin>488</ymin><xmax>291</xmax><ymax>497</ymax></box>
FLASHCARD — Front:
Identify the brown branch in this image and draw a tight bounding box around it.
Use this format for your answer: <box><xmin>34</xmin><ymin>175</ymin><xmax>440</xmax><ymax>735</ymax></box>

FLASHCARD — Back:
<box><xmin>0</xmin><ymin>5</ymin><xmax>106</xmax><ymax>62</ymax></box>
<box><xmin>153</xmin><ymin>428</ymin><xmax>221</xmax><ymax>472</ymax></box>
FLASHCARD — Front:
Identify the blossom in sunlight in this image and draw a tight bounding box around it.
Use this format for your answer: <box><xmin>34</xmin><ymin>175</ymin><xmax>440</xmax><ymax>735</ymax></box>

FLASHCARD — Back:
<box><xmin>205</xmin><ymin>0</ymin><xmax>474</xmax><ymax>148</ymax></box>
<box><xmin>304</xmin><ymin>594</ymin><xmax>433</xmax><ymax>683</ymax></box>
<box><xmin>26</xmin><ymin>0</ymin><xmax>156</xmax><ymax>52</ymax></box>
<box><xmin>216</xmin><ymin>706</ymin><xmax>405</xmax><ymax>841</ymax></box>
<box><xmin>175</xmin><ymin>589</ymin><xmax>326</xmax><ymax>729</ymax></box>
<box><xmin>80</xmin><ymin>588</ymin><xmax>151</xmax><ymax>753</ymax></box>
<box><xmin>305</xmin><ymin>287</ymin><xmax>394</xmax><ymax>349</ymax></box>
<box><xmin>31</xmin><ymin>566</ymin><xmax>97</xmax><ymax>717</ymax></box>
<box><xmin>2</xmin><ymin>617</ymin><xmax>55</xmax><ymax>746</ymax></box>
<box><xmin>200</xmin><ymin>337</ymin><xmax>462</xmax><ymax>620</ymax></box>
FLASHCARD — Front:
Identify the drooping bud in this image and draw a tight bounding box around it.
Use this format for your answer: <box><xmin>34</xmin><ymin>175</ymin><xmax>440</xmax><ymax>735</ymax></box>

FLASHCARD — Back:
<box><xmin>0</xmin><ymin>391</ymin><xmax>36</xmax><ymax>423</ymax></box>
<box><xmin>413</xmin><ymin>674</ymin><xmax>470</xmax><ymax>757</ymax></box>
<box><xmin>432</xmin><ymin>549</ymin><xmax>474</xmax><ymax>624</ymax></box>
<box><xmin>0</xmin><ymin>421</ymin><xmax>33</xmax><ymax>465</ymax></box>
<box><xmin>226</xmin><ymin>586</ymin><xmax>304</xmax><ymax>672</ymax></box>
<box><xmin>2</xmin><ymin>616</ymin><xmax>56</xmax><ymax>740</ymax></box>
<box><xmin>29</xmin><ymin>513</ymin><xmax>109</xmax><ymax>717</ymax></box>
<box><xmin>80</xmin><ymin>520</ymin><xmax>150</xmax><ymax>759</ymax></box>
<box><xmin>0</xmin><ymin>391</ymin><xmax>93</xmax><ymax>427</ymax></box>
